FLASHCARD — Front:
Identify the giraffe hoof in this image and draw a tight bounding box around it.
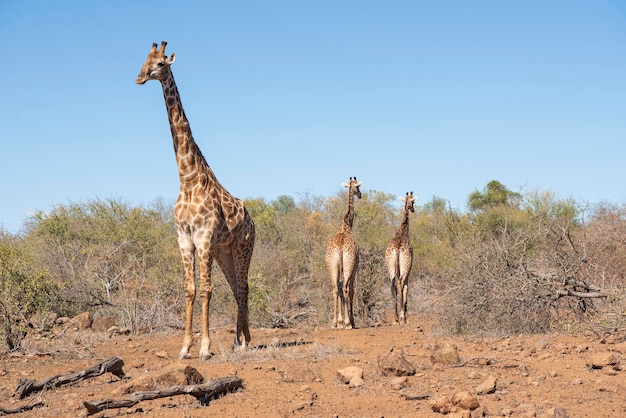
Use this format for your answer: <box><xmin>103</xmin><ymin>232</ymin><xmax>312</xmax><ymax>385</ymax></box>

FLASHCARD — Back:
<box><xmin>199</xmin><ymin>353</ymin><xmax>213</xmax><ymax>361</ymax></box>
<box><xmin>178</xmin><ymin>353</ymin><xmax>192</xmax><ymax>360</ymax></box>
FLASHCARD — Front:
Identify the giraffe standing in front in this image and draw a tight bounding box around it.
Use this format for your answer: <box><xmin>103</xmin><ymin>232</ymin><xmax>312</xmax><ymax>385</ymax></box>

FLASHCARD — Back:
<box><xmin>385</xmin><ymin>192</ymin><xmax>417</xmax><ymax>324</ymax></box>
<box><xmin>326</xmin><ymin>177</ymin><xmax>362</xmax><ymax>329</ymax></box>
<box><xmin>136</xmin><ymin>41</ymin><xmax>255</xmax><ymax>360</ymax></box>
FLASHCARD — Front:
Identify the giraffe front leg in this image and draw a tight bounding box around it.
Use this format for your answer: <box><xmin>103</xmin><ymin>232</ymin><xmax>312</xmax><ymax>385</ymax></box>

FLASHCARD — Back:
<box><xmin>178</xmin><ymin>244</ymin><xmax>196</xmax><ymax>360</ymax></box>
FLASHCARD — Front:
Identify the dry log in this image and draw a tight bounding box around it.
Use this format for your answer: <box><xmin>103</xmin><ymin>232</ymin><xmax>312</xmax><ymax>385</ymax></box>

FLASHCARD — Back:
<box><xmin>82</xmin><ymin>375</ymin><xmax>243</xmax><ymax>415</ymax></box>
<box><xmin>15</xmin><ymin>356</ymin><xmax>125</xmax><ymax>399</ymax></box>
<box><xmin>0</xmin><ymin>401</ymin><xmax>43</xmax><ymax>415</ymax></box>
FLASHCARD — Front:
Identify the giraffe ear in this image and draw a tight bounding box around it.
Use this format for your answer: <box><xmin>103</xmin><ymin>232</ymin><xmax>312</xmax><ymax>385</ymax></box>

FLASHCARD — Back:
<box><xmin>412</xmin><ymin>196</ymin><xmax>418</xmax><ymax>203</ymax></box>
<box><xmin>355</xmin><ymin>182</ymin><xmax>362</xmax><ymax>188</ymax></box>
<box><xmin>398</xmin><ymin>196</ymin><xmax>405</xmax><ymax>202</ymax></box>
<box><xmin>166</xmin><ymin>53</ymin><xmax>176</xmax><ymax>65</ymax></box>
<box><xmin>342</xmin><ymin>182</ymin><xmax>349</xmax><ymax>188</ymax></box>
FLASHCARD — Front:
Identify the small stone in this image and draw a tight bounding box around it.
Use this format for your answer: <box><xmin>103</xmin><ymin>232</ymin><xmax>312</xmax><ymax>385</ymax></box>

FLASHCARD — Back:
<box><xmin>451</xmin><ymin>390</ymin><xmax>480</xmax><ymax>410</ymax></box>
<box><xmin>377</xmin><ymin>347</ymin><xmax>416</xmax><ymax>376</ymax></box>
<box><xmin>587</xmin><ymin>352</ymin><xmax>621</xmax><ymax>369</ymax></box>
<box><xmin>337</xmin><ymin>366</ymin><xmax>363</xmax><ymax>384</ymax></box>
<box><xmin>471</xmin><ymin>406</ymin><xmax>485</xmax><ymax>417</ymax></box>
<box><xmin>389</xmin><ymin>376</ymin><xmax>408</xmax><ymax>390</ymax></box>
<box><xmin>430</xmin><ymin>343</ymin><xmax>460</xmax><ymax>366</ymax></box>
<box><xmin>348</xmin><ymin>376</ymin><xmax>364</xmax><ymax>388</ymax></box>
<box><xmin>475</xmin><ymin>375</ymin><xmax>497</xmax><ymax>395</ymax></box>
<box><xmin>430</xmin><ymin>395</ymin><xmax>453</xmax><ymax>414</ymax></box>
<box><xmin>92</xmin><ymin>316</ymin><xmax>116</xmax><ymax>332</ymax></box>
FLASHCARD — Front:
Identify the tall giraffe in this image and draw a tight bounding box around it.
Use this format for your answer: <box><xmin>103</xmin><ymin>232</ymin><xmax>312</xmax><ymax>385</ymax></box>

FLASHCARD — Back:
<box><xmin>136</xmin><ymin>41</ymin><xmax>255</xmax><ymax>360</ymax></box>
<box><xmin>385</xmin><ymin>191</ymin><xmax>417</xmax><ymax>324</ymax></box>
<box><xmin>325</xmin><ymin>177</ymin><xmax>362</xmax><ymax>329</ymax></box>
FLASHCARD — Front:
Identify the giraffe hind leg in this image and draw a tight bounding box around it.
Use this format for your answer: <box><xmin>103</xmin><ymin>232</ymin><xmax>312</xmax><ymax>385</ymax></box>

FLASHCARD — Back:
<box><xmin>401</xmin><ymin>282</ymin><xmax>409</xmax><ymax>324</ymax></box>
<box><xmin>216</xmin><ymin>249</ymin><xmax>251</xmax><ymax>350</ymax></box>
<box><xmin>390</xmin><ymin>277</ymin><xmax>400</xmax><ymax>325</ymax></box>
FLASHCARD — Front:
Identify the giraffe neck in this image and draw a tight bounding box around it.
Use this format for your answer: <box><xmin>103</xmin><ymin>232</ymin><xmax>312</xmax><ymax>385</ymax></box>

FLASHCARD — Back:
<box><xmin>395</xmin><ymin>206</ymin><xmax>410</xmax><ymax>239</ymax></box>
<box><xmin>161</xmin><ymin>71</ymin><xmax>215</xmax><ymax>190</ymax></box>
<box><xmin>342</xmin><ymin>186</ymin><xmax>355</xmax><ymax>229</ymax></box>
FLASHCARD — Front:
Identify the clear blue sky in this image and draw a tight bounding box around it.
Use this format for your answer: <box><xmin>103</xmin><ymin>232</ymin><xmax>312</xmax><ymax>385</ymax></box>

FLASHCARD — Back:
<box><xmin>1</xmin><ymin>1</ymin><xmax>625</xmax><ymax>233</ymax></box>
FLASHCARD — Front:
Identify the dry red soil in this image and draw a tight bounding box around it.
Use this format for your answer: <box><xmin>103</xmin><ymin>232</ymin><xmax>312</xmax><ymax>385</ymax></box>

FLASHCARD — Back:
<box><xmin>1</xmin><ymin>320</ymin><xmax>625</xmax><ymax>417</ymax></box>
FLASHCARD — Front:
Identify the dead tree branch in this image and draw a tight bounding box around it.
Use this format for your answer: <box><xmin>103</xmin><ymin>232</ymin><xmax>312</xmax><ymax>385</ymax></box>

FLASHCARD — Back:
<box><xmin>82</xmin><ymin>375</ymin><xmax>243</xmax><ymax>415</ymax></box>
<box><xmin>0</xmin><ymin>401</ymin><xmax>43</xmax><ymax>415</ymax></box>
<box><xmin>15</xmin><ymin>356</ymin><xmax>125</xmax><ymax>399</ymax></box>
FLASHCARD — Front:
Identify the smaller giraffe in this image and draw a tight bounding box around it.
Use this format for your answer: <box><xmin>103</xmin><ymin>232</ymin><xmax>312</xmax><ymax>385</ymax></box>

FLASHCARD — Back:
<box><xmin>326</xmin><ymin>177</ymin><xmax>362</xmax><ymax>329</ymax></box>
<box><xmin>385</xmin><ymin>191</ymin><xmax>417</xmax><ymax>324</ymax></box>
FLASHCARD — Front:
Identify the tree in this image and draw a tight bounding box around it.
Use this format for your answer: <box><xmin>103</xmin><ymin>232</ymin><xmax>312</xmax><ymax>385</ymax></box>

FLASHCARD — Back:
<box><xmin>0</xmin><ymin>235</ymin><xmax>57</xmax><ymax>350</ymax></box>
<box><xmin>468</xmin><ymin>180</ymin><xmax>521</xmax><ymax>211</ymax></box>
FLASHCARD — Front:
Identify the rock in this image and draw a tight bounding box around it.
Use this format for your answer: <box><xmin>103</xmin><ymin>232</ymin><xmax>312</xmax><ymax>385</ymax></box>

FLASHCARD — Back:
<box><xmin>377</xmin><ymin>347</ymin><xmax>416</xmax><ymax>376</ymax></box>
<box><xmin>44</xmin><ymin>312</ymin><xmax>58</xmax><ymax>328</ymax></box>
<box><xmin>430</xmin><ymin>395</ymin><xmax>453</xmax><ymax>414</ymax></box>
<box><xmin>91</xmin><ymin>316</ymin><xmax>116</xmax><ymax>332</ymax></box>
<box><xmin>155</xmin><ymin>350</ymin><xmax>169</xmax><ymax>358</ymax></box>
<box><xmin>389</xmin><ymin>376</ymin><xmax>408</xmax><ymax>390</ymax></box>
<box><xmin>475</xmin><ymin>375</ymin><xmax>497</xmax><ymax>395</ymax></box>
<box><xmin>55</xmin><ymin>316</ymin><xmax>70</xmax><ymax>325</ymax></box>
<box><xmin>449</xmin><ymin>411</ymin><xmax>472</xmax><ymax>418</ymax></box>
<box><xmin>586</xmin><ymin>352</ymin><xmax>621</xmax><ymax>369</ymax></box>
<box><xmin>470</xmin><ymin>406</ymin><xmax>485</xmax><ymax>417</ymax></box>
<box><xmin>543</xmin><ymin>407</ymin><xmax>568</xmax><ymax>418</ymax></box>
<box><xmin>115</xmin><ymin>364</ymin><xmax>204</xmax><ymax>395</ymax></box>
<box><xmin>107</xmin><ymin>326</ymin><xmax>131</xmax><ymax>337</ymax></box>
<box><xmin>69</xmin><ymin>311</ymin><xmax>92</xmax><ymax>330</ymax></box>
<box><xmin>430</xmin><ymin>343</ymin><xmax>460</xmax><ymax>366</ymax></box>
<box><xmin>337</xmin><ymin>366</ymin><xmax>363</xmax><ymax>385</ymax></box>
<box><xmin>279</xmin><ymin>366</ymin><xmax>322</xmax><ymax>383</ymax></box>
<box><xmin>349</xmin><ymin>376</ymin><xmax>364</xmax><ymax>388</ymax></box>
<box><xmin>292</xmin><ymin>401</ymin><xmax>313</xmax><ymax>412</ymax></box>
<box><xmin>451</xmin><ymin>390</ymin><xmax>480</xmax><ymax>410</ymax></box>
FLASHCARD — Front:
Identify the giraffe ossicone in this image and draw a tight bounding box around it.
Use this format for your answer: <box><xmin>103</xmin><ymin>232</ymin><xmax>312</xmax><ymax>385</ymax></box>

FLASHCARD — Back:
<box><xmin>136</xmin><ymin>41</ymin><xmax>255</xmax><ymax>360</ymax></box>
<box><xmin>385</xmin><ymin>191</ymin><xmax>416</xmax><ymax>324</ymax></box>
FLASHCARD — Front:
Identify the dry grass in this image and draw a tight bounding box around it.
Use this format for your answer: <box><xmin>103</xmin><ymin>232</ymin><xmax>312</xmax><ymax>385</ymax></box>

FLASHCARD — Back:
<box><xmin>212</xmin><ymin>333</ymin><xmax>356</xmax><ymax>364</ymax></box>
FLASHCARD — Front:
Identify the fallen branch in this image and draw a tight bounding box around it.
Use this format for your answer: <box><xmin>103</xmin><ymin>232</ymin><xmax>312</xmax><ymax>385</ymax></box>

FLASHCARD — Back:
<box><xmin>82</xmin><ymin>375</ymin><xmax>243</xmax><ymax>415</ymax></box>
<box><xmin>0</xmin><ymin>401</ymin><xmax>43</xmax><ymax>415</ymax></box>
<box><xmin>15</xmin><ymin>356</ymin><xmax>125</xmax><ymax>399</ymax></box>
<box><xmin>554</xmin><ymin>289</ymin><xmax>610</xmax><ymax>299</ymax></box>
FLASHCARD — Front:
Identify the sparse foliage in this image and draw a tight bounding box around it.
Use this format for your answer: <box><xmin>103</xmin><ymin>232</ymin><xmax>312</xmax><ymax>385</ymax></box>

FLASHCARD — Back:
<box><xmin>2</xmin><ymin>180</ymin><xmax>625</xmax><ymax>350</ymax></box>
<box><xmin>0</xmin><ymin>234</ymin><xmax>57</xmax><ymax>350</ymax></box>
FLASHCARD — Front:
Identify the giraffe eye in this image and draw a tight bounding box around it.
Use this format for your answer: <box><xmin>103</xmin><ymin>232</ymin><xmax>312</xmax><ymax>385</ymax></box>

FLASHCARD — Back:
<box><xmin>157</xmin><ymin>62</ymin><xmax>165</xmax><ymax>67</ymax></box>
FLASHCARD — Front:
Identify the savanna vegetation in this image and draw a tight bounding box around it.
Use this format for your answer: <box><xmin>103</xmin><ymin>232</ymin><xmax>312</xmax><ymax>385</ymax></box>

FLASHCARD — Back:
<box><xmin>1</xmin><ymin>180</ymin><xmax>625</xmax><ymax>352</ymax></box>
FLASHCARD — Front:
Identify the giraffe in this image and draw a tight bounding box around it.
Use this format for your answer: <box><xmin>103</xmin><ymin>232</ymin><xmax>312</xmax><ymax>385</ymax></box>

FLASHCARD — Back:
<box><xmin>325</xmin><ymin>177</ymin><xmax>362</xmax><ymax>329</ymax></box>
<box><xmin>136</xmin><ymin>41</ymin><xmax>255</xmax><ymax>360</ymax></box>
<box><xmin>385</xmin><ymin>191</ymin><xmax>417</xmax><ymax>324</ymax></box>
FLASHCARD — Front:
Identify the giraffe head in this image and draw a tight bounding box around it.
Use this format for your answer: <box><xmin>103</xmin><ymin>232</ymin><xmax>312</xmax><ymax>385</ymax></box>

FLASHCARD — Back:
<box><xmin>136</xmin><ymin>41</ymin><xmax>176</xmax><ymax>85</ymax></box>
<box><xmin>342</xmin><ymin>177</ymin><xmax>362</xmax><ymax>200</ymax></box>
<box><xmin>399</xmin><ymin>191</ymin><xmax>417</xmax><ymax>213</ymax></box>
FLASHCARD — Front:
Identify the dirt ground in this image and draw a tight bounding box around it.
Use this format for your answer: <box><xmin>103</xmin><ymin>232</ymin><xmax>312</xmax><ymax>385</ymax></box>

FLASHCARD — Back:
<box><xmin>1</xmin><ymin>316</ymin><xmax>625</xmax><ymax>418</ymax></box>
